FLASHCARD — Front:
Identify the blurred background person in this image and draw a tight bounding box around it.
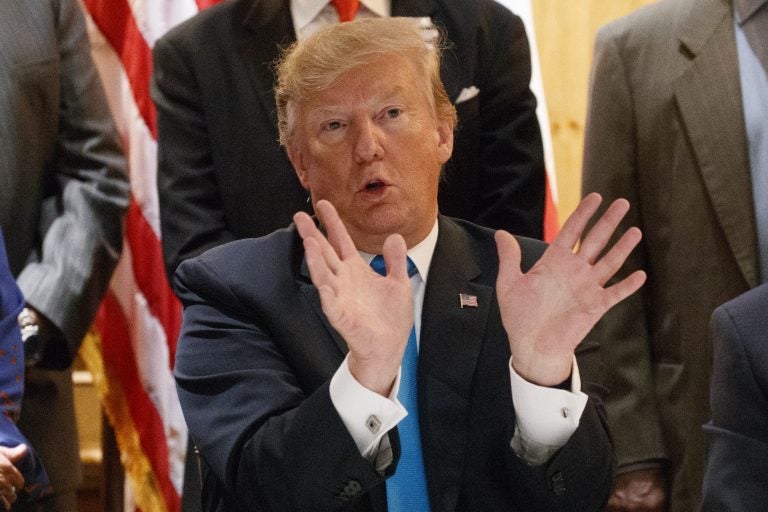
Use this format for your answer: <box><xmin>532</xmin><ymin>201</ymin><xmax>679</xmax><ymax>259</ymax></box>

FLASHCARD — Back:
<box><xmin>0</xmin><ymin>229</ymin><xmax>52</xmax><ymax>509</ymax></box>
<box><xmin>700</xmin><ymin>282</ymin><xmax>768</xmax><ymax>512</ymax></box>
<box><xmin>582</xmin><ymin>0</ymin><xmax>767</xmax><ymax>510</ymax></box>
<box><xmin>0</xmin><ymin>0</ymin><xmax>130</xmax><ymax>509</ymax></box>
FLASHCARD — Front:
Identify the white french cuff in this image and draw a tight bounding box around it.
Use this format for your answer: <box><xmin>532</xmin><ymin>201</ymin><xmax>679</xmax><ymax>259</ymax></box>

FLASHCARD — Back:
<box><xmin>508</xmin><ymin>355</ymin><xmax>588</xmax><ymax>465</ymax></box>
<box><xmin>330</xmin><ymin>354</ymin><xmax>408</xmax><ymax>458</ymax></box>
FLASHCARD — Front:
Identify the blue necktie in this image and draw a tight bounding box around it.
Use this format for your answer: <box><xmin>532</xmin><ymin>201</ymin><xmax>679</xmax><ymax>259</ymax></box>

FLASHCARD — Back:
<box><xmin>369</xmin><ymin>256</ymin><xmax>431</xmax><ymax>512</ymax></box>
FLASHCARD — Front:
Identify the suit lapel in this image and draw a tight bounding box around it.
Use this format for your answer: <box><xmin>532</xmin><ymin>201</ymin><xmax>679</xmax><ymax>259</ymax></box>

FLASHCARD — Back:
<box><xmin>298</xmin><ymin>255</ymin><xmax>350</xmax><ymax>356</ymax></box>
<box><xmin>419</xmin><ymin>217</ymin><xmax>495</xmax><ymax>512</ymax></box>
<box><xmin>673</xmin><ymin>0</ymin><xmax>760</xmax><ymax>287</ymax></box>
<box><xmin>237</xmin><ymin>0</ymin><xmax>296</xmax><ymax>133</ymax></box>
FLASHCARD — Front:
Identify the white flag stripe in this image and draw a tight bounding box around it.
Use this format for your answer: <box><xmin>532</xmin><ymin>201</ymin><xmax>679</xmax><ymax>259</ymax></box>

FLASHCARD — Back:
<box><xmin>127</xmin><ymin>0</ymin><xmax>199</xmax><ymax>49</ymax></box>
<box><xmin>84</xmin><ymin>9</ymin><xmax>164</xmax><ymax>237</ymax></box>
<box><xmin>109</xmin><ymin>242</ymin><xmax>187</xmax><ymax>495</ymax></box>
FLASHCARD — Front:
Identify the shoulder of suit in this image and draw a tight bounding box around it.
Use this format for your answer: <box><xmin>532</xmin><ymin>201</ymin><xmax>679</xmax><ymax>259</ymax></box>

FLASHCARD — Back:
<box><xmin>596</xmin><ymin>0</ymin><xmax>695</xmax><ymax>46</ymax></box>
<box><xmin>155</xmin><ymin>0</ymin><xmax>240</xmax><ymax>47</ymax></box>
<box><xmin>717</xmin><ymin>283</ymin><xmax>768</xmax><ymax>331</ymax></box>
<box><xmin>178</xmin><ymin>225</ymin><xmax>301</xmax><ymax>284</ymax></box>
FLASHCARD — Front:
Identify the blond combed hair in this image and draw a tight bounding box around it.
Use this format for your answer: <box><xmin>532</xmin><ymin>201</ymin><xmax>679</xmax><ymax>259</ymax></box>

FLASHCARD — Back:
<box><xmin>275</xmin><ymin>17</ymin><xmax>457</xmax><ymax>146</ymax></box>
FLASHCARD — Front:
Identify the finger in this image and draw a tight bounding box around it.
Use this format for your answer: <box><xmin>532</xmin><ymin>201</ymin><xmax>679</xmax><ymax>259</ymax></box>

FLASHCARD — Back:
<box><xmin>495</xmin><ymin>230</ymin><xmax>522</xmax><ymax>283</ymax></box>
<box><xmin>381</xmin><ymin>234</ymin><xmax>409</xmax><ymax>281</ymax></box>
<box><xmin>603</xmin><ymin>269</ymin><xmax>646</xmax><ymax>311</ymax></box>
<box><xmin>593</xmin><ymin>227</ymin><xmax>642</xmax><ymax>285</ymax></box>
<box><xmin>1</xmin><ymin>495</ymin><xmax>9</xmax><ymax>511</ymax></box>
<box><xmin>315</xmin><ymin>200</ymin><xmax>359</xmax><ymax>260</ymax></box>
<box><xmin>6</xmin><ymin>465</ymin><xmax>23</xmax><ymax>493</ymax></box>
<box><xmin>295</xmin><ymin>209</ymin><xmax>343</xmax><ymax>273</ymax></box>
<box><xmin>294</xmin><ymin>211</ymin><xmax>320</xmax><ymax>241</ymax></box>
<box><xmin>303</xmin><ymin>238</ymin><xmax>338</xmax><ymax>291</ymax></box>
<box><xmin>552</xmin><ymin>192</ymin><xmax>603</xmax><ymax>250</ymax></box>
<box><xmin>578</xmin><ymin>198</ymin><xmax>630</xmax><ymax>263</ymax></box>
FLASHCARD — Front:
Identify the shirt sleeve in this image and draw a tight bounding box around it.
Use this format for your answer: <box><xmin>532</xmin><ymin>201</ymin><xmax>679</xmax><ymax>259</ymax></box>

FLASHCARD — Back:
<box><xmin>329</xmin><ymin>355</ymin><xmax>407</xmax><ymax>460</ymax></box>
<box><xmin>509</xmin><ymin>355</ymin><xmax>588</xmax><ymax>466</ymax></box>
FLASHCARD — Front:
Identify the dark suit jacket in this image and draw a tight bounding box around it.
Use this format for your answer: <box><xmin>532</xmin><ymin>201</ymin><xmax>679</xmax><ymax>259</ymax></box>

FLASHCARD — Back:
<box><xmin>173</xmin><ymin>216</ymin><xmax>613</xmax><ymax>512</ymax></box>
<box><xmin>152</xmin><ymin>0</ymin><xmax>545</xmax><ymax>279</ymax></box>
<box><xmin>700</xmin><ymin>283</ymin><xmax>768</xmax><ymax>512</ymax></box>
<box><xmin>581</xmin><ymin>0</ymin><xmax>758</xmax><ymax>509</ymax></box>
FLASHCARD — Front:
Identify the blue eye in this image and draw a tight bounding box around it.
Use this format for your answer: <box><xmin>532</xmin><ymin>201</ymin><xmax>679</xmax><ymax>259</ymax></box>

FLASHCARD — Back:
<box><xmin>385</xmin><ymin>108</ymin><xmax>402</xmax><ymax>119</ymax></box>
<box><xmin>325</xmin><ymin>121</ymin><xmax>343</xmax><ymax>130</ymax></box>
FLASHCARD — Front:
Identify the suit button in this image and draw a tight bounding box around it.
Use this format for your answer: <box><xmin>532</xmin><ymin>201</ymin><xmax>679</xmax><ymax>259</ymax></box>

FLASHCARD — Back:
<box><xmin>344</xmin><ymin>480</ymin><xmax>362</xmax><ymax>496</ymax></box>
<box><xmin>551</xmin><ymin>471</ymin><xmax>566</xmax><ymax>495</ymax></box>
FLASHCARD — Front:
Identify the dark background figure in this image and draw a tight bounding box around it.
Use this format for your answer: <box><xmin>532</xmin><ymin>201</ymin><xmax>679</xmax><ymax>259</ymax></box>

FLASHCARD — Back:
<box><xmin>581</xmin><ymin>0</ymin><xmax>767</xmax><ymax>510</ymax></box>
<box><xmin>0</xmin><ymin>0</ymin><xmax>130</xmax><ymax>509</ymax></box>
<box><xmin>0</xmin><ymin>229</ymin><xmax>51</xmax><ymax>508</ymax></box>
<box><xmin>151</xmin><ymin>0</ymin><xmax>546</xmax><ymax>282</ymax></box>
<box><xmin>700</xmin><ymin>282</ymin><xmax>768</xmax><ymax>512</ymax></box>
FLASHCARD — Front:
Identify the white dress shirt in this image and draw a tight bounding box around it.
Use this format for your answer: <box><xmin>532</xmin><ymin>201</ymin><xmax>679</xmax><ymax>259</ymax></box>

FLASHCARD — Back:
<box><xmin>291</xmin><ymin>0</ymin><xmax>390</xmax><ymax>40</ymax></box>
<box><xmin>329</xmin><ymin>220</ymin><xmax>588</xmax><ymax>467</ymax></box>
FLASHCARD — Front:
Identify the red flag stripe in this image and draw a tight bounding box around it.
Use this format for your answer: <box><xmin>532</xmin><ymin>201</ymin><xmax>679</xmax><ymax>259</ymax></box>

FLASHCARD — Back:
<box><xmin>126</xmin><ymin>200</ymin><xmax>182</xmax><ymax>367</ymax></box>
<box><xmin>543</xmin><ymin>173</ymin><xmax>559</xmax><ymax>242</ymax></box>
<box><xmin>82</xmin><ymin>0</ymin><xmax>157</xmax><ymax>138</ymax></box>
<box><xmin>195</xmin><ymin>0</ymin><xmax>220</xmax><ymax>9</ymax></box>
<box><xmin>97</xmin><ymin>293</ymin><xmax>181</xmax><ymax>511</ymax></box>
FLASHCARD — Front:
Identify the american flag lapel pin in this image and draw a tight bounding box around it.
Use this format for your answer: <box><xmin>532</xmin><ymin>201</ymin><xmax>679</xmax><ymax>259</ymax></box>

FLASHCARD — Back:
<box><xmin>459</xmin><ymin>293</ymin><xmax>478</xmax><ymax>308</ymax></box>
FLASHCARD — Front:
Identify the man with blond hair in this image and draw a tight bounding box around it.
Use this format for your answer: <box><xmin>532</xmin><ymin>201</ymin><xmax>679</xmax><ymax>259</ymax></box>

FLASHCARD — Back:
<box><xmin>174</xmin><ymin>18</ymin><xmax>643</xmax><ymax>511</ymax></box>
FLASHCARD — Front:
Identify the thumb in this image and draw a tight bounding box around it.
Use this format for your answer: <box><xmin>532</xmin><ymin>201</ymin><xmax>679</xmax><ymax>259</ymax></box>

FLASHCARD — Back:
<box><xmin>0</xmin><ymin>444</ymin><xmax>28</xmax><ymax>463</ymax></box>
<box><xmin>495</xmin><ymin>230</ymin><xmax>522</xmax><ymax>282</ymax></box>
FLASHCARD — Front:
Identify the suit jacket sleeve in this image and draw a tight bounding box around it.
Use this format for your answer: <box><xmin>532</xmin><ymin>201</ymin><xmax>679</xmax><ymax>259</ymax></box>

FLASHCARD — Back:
<box><xmin>581</xmin><ymin>25</ymin><xmax>668</xmax><ymax>469</ymax></box>
<box><xmin>471</xmin><ymin>3</ymin><xmax>545</xmax><ymax>238</ymax></box>
<box><xmin>700</xmin><ymin>292</ymin><xmax>768</xmax><ymax>511</ymax></box>
<box><xmin>15</xmin><ymin>0</ymin><xmax>129</xmax><ymax>369</ymax></box>
<box><xmin>173</xmin><ymin>256</ymin><xmax>388</xmax><ymax>511</ymax></box>
<box><xmin>152</xmin><ymin>33</ymin><xmax>238</xmax><ymax>280</ymax></box>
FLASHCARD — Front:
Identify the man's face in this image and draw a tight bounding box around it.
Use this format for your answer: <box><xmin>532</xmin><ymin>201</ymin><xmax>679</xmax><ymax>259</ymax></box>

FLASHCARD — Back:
<box><xmin>286</xmin><ymin>54</ymin><xmax>454</xmax><ymax>253</ymax></box>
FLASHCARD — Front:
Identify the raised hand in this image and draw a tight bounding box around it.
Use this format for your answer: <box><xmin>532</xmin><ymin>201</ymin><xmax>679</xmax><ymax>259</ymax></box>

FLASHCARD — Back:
<box><xmin>495</xmin><ymin>193</ymin><xmax>646</xmax><ymax>386</ymax></box>
<box><xmin>294</xmin><ymin>200</ymin><xmax>413</xmax><ymax>396</ymax></box>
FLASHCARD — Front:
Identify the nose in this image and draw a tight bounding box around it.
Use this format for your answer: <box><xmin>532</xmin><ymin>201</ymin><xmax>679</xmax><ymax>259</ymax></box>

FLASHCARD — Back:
<box><xmin>353</xmin><ymin>119</ymin><xmax>384</xmax><ymax>164</ymax></box>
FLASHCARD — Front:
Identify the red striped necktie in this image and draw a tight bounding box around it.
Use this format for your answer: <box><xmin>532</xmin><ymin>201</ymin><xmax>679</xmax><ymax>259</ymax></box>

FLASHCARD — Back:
<box><xmin>331</xmin><ymin>0</ymin><xmax>360</xmax><ymax>22</ymax></box>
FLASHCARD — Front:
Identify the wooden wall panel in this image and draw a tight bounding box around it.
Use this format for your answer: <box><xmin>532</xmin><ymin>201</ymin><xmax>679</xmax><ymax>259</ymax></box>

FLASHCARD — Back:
<box><xmin>531</xmin><ymin>0</ymin><xmax>656</xmax><ymax>222</ymax></box>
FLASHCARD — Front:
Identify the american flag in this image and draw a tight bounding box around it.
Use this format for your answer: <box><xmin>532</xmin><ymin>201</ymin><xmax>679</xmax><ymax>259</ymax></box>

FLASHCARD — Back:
<box><xmin>77</xmin><ymin>0</ymin><xmax>220</xmax><ymax>510</ymax></box>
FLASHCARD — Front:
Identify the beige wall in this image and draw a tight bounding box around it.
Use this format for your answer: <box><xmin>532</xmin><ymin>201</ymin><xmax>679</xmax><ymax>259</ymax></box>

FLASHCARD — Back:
<box><xmin>532</xmin><ymin>0</ymin><xmax>656</xmax><ymax>223</ymax></box>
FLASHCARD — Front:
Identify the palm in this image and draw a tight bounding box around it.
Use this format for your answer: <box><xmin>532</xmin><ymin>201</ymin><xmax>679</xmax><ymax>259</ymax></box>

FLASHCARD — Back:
<box><xmin>496</xmin><ymin>194</ymin><xmax>646</xmax><ymax>386</ymax></box>
<box><xmin>294</xmin><ymin>200</ymin><xmax>414</xmax><ymax>394</ymax></box>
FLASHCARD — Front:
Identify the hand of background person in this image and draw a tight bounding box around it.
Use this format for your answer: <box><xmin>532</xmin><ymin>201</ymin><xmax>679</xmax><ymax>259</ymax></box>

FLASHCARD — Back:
<box><xmin>0</xmin><ymin>444</ymin><xmax>27</xmax><ymax>510</ymax></box>
<box><xmin>495</xmin><ymin>193</ymin><xmax>646</xmax><ymax>386</ymax></box>
<box><xmin>606</xmin><ymin>468</ymin><xmax>667</xmax><ymax>512</ymax></box>
<box><xmin>294</xmin><ymin>200</ymin><xmax>413</xmax><ymax>397</ymax></box>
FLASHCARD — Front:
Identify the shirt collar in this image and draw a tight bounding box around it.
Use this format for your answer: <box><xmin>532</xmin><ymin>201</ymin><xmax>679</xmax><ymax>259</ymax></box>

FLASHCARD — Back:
<box><xmin>291</xmin><ymin>0</ymin><xmax>390</xmax><ymax>33</ymax></box>
<box><xmin>360</xmin><ymin>218</ymin><xmax>439</xmax><ymax>282</ymax></box>
<box><xmin>734</xmin><ymin>0</ymin><xmax>768</xmax><ymax>24</ymax></box>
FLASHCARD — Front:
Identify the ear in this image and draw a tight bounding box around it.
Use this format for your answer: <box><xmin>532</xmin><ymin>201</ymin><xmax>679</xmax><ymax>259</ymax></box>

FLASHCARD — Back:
<box><xmin>436</xmin><ymin>118</ymin><xmax>454</xmax><ymax>165</ymax></box>
<box><xmin>286</xmin><ymin>142</ymin><xmax>310</xmax><ymax>190</ymax></box>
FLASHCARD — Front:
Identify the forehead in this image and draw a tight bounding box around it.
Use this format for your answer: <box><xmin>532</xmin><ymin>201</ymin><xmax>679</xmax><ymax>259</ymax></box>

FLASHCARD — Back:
<box><xmin>302</xmin><ymin>54</ymin><xmax>430</xmax><ymax>113</ymax></box>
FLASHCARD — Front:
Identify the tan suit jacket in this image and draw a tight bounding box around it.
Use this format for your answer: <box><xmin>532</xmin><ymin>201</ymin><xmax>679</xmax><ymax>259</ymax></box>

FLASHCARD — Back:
<box><xmin>582</xmin><ymin>0</ymin><xmax>759</xmax><ymax>510</ymax></box>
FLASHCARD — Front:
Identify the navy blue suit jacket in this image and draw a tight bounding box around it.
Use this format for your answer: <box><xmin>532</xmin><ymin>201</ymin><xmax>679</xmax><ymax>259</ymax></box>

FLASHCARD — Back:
<box><xmin>173</xmin><ymin>216</ymin><xmax>613</xmax><ymax>511</ymax></box>
<box><xmin>700</xmin><ymin>283</ymin><xmax>768</xmax><ymax>511</ymax></box>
